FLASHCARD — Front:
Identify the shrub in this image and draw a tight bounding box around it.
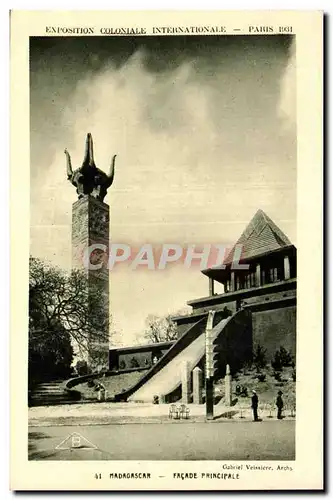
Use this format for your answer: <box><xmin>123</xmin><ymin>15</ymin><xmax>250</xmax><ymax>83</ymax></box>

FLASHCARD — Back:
<box><xmin>271</xmin><ymin>351</ymin><xmax>283</xmax><ymax>372</ymax></box>
<box><xmin>76</xmin><ymin>360</ymin><xmax>89</xmax><ymax>376</ymax></box>
<box><xmin>257</xmin><ymin>373</ymin><xmax>266</xmax><ymax>382</ymax></box>
<box><xmin>253</xmin><ymin>345</ymin><xmax>267</xmax><ymax>372</ymax></box>
<box><xmin>130</xmin><ymin>357</ymin><xmax>140</xmax><ymax>368</ymax></box>
<box><xmin>87</xmin><ymin>379</ymin><xmax>95</xmax><ymax>388</ymax></box>
<box><xmin>240</xmin><ymin>386</ymin><xmax>248</xmax><ymax>397</ymax></box>
<box><xmin>278</xmin><ymin>346</ymin><xmax>293</xmax><ymax>367</ymax></box>
<box><xmin>242</xmin><ymin>360</ymin><xmax>253</xmax><ymax>374</ymax></box>
<box><xmin>271</xmin><ymin>346</ymin><xmax>293</xmax><ymax>372</ymax></box>
<box><xmin>274</xmin><ymin>371</ymin><xmax>282</xmax><ymax>382</ymax></box>
<box><xmin>119</xmin><ymin>360</ymin><xmax>126</xmax><ymax>370</ymax></box>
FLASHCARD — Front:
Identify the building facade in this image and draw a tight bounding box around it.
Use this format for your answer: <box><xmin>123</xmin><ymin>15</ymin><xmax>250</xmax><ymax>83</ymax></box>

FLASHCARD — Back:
<box><xmin>173</xmin><ymin>209</ymin><xmax>296</xmax><ymax>360</ymax></box>
<box><xmin>108</xmin><ymin>209</ymin><xmax>296</xmax><ymax>380</ymax></box>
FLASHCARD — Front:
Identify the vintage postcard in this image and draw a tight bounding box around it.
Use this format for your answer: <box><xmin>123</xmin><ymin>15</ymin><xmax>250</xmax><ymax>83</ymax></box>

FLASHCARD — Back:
<box><xmin>10</xmin><ymin>10</ymin><xmax>323</xmax><ymax>491</ymax></box>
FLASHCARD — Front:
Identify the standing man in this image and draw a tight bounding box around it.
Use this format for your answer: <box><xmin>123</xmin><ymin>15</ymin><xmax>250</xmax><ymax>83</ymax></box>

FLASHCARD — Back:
<box><xmin>276</xmin><ymin>391</ymin><xmax>284</xmax><ymax>419</ymax></box>
<box><xmin>251</xmin><ymin>390</ymin><xmax>259</xmax><ymax>421</ymax></box>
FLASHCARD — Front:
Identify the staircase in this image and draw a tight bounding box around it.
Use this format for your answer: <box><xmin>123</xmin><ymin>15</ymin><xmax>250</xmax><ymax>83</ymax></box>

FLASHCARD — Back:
<box><xmin>29</xmin><ymin>381</ymin><xmax>78</xmax><ymax>407</ymax></box>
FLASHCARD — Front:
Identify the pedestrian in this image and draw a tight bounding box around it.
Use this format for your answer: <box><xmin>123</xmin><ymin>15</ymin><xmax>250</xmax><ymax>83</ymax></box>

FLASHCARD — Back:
<box><xmin>276</xmin><ymin>391</ymin><xmax>284</xmax><ymax>419</ymax></box>
<box><xmin>251</xmin><ymin>390</ymin><xmax>259</xmax><ymax>421</ymax></box>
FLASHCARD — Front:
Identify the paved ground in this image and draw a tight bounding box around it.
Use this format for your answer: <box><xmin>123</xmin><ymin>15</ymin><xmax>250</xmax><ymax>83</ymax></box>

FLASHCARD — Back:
<box><xmin>29</xmin><ymin>402</ymin><xmax>295</xmax><ymax>427</ymax></box>
<box><xmin>29</xmin><ymin>420</ymin><xmax>295</xmax><ymax>461</ymax></box>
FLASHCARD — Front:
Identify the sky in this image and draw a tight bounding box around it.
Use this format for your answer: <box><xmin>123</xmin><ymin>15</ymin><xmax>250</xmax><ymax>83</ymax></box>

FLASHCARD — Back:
<box><xmin>30</xmin><ymin>34</ymin><xmax>296</xmax><ymax>346</ymax></box>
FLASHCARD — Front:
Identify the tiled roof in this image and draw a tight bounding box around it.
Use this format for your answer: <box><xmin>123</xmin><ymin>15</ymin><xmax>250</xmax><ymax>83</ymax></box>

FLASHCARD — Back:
<box><xmin>223</xmin><ymin>209</ymin><xmax>292</xmax><ymax>264</ymax></box>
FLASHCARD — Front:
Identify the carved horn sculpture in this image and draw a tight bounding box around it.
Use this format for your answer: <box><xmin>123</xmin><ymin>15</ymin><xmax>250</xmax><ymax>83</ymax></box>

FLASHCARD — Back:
<box><xmin>64</xmin><ymin>149</ymin><xmax>73</xmax><ymax>180</ymax></box>
<box><xmin>108</xmin><ymin>154</ymin><xmax>117</xmax><ymax>186</ymax></box>
<box><xmin>83</xmin><ymin>132</ymin><xmax>95</xmax><ymax>167</ymax></box>
<box><xmin>66</xmin><ymin>133</ymin><xmax>117</xmax><ymax>202</ymax></box>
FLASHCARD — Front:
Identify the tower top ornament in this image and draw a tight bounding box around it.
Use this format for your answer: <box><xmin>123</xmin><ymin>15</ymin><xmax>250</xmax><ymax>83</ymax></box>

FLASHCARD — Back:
<box><xmin>65</xmin><ymin>133</ymin><xmax>117</xmax><ymax>202</ymax></box>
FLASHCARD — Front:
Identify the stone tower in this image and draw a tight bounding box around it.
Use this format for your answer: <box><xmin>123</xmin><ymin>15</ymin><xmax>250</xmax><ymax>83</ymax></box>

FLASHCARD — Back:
<box><xmin>65</xmin><ymin>133</ymin><xmax>117</xmax><ymax>371</ymax></box>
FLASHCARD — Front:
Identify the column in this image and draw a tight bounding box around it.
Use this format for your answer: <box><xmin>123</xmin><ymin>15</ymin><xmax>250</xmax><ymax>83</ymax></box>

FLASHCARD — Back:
<box><xmin>230</xmin><ymin>271</ymin><xmax>235</xmax><ymax>292</ymax></box>
<box><xmin>181</xmin><ymin>361</ymin><xmax>191</xmax><ymax>404</ymax></box>
<box><xmin>205</xmin><ymin>311</ymin><xmax>215</xmax><ymax>419</ymax></box>
<box><xmin>224</xmin><ymin>364</ymin><xmax>232</xmax><ymax>406</ymax></box>
<box><xmin>72</xmin><ymin>196</ymin><xmax>110</xmax><ymax>372</ymax></box>
<box><xmin>193</xmin><ymin>367</ymin><xmax>203</xmax><ymax>404</ymax></box>
<box><xmin>256</xmin><ymin>263</ymin><xmax>261</xmax><ymax>287</ymax></box>
<box><xmin>284</xmin><ymin>255</ymin><xmax>291</xmax><ymax>280</ymax></box>
<box><xmin>209</xmin><ymin>277</ymin><xmax>215</xmax><ymax>296</ymax></box>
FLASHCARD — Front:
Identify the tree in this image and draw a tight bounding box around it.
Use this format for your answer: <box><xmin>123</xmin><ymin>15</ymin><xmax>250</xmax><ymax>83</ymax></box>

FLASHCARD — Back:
<box><xmin>277</xmin><ymin>346</ymin><xmax>294</xmax><ymax>367</ymax></box>
<box><xmin>28</xmin><ymin>320</ymin><xmax>74</xmax><ymax>385</ymax></box>
<box><xmin>271</xmin><ymin>350</ymin><xmax>283</xmax><ymax>372</ymax></box>
<box><xmin>144</xmin><ymin>314</ymin><xmax>178</xmax><ymax>344</ymax></box>
<box><xmin>75</xmin><ymin>360</ymin><xmax>89</xmax><ymax>376</ymax></box>
<box><xmin>271</xmin><ymin>346</ymin><xmax>294</xmax><ymax>372</ymax></box>
<box><xmin>29</xmin><ymin>256</ymin><xmax>111</xmax><ymax>380</ymax></box>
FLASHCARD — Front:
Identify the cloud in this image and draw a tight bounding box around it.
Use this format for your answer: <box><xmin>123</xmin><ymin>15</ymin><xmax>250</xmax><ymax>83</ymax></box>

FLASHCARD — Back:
<box><xmin>30</xmin><ymin>40</ymin><xmax>297</xmax><ymax>343</ymax></box>
<box><xmin>278</xmin><ymin>39</ymin><xmax>296</xmax><ymax>130</ymax></box>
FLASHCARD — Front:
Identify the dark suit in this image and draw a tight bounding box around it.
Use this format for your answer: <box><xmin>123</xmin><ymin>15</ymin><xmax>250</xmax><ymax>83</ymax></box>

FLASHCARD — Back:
<box><xmin>276</xmin><ymin>395</ymin><xmax>283</xmax><ymax>419</ymax></box>
<box><xmin>251</xmin><ymin>393</ymin><xmax>259</xmax><ymax>421</ymax></box>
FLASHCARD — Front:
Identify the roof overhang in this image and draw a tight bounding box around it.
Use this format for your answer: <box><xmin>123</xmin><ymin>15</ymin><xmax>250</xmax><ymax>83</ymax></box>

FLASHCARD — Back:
<box><xmin>202</xmin><ymin>244</ymin><xmax>296</xmax><ymax>282</ymax></box>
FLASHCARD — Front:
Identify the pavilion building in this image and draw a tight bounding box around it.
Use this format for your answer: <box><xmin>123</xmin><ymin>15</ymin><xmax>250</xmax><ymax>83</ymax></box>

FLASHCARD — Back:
<box><xmin>173</xmin><ymin>209</ymin><xmax>296</xmax><ymax>359</ymax></box>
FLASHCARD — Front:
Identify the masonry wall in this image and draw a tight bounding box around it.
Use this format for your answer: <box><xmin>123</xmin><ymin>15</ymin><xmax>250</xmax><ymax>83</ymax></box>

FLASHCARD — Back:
<box><xmin>109</xmin><ymin>344</ymin><xmax>174</xmax><ymax>371</ymax></box>
<box><xmin>118</xmin><ymin>351</ymin><xmax>151</xmax><ymax>370</ymax></box>
<box><xmin>72</xmin><ymin>196</ymin><xmax>110</xmax><ymax>371</ymax></box>
<box><xmin>252</xmin><ymin>305</ymin><xmax>296</xmax><ymax>359</ymax></box>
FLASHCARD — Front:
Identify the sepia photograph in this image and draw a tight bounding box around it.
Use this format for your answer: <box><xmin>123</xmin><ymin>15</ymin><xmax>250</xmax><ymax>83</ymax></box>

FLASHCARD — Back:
<box><xmin>28</xmin><ymin>32</ymin><xmax>297</xmax><ymax>461</ymax></box>
<box><xmin>10</xmin><ymin>10</ymin><xmax>323</xmax><ymax>491</ymax></box>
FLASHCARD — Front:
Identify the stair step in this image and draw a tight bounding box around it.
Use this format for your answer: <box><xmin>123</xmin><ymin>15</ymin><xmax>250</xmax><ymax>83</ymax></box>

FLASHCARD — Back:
<box><xmin>30</xmin><ymin>391</ymin><xmax>66</xmax><ymax>396</ymax></box>
<box><xmin>29</xmin><ymin>380</ymin><xmax>79</xmax><ymax>407</ymax></box>
<box><xmin>30</xmin><ymin>401</ymin><xmax>77</xmax><ymax>407</ymax></box>
<box><xmin>32</xmin><ymin>390</ymin><xmax>64</xmax><ymax>395</ymax></box>
<box><xmin>31</xmin><ymin>391</ymin><xmax>65</xmax><ymax>395</ymax></box>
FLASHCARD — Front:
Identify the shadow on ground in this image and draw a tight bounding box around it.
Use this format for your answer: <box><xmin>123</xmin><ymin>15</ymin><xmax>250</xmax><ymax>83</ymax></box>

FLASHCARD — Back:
<box><xmin>28</xmin><ymin>431</ymin><xmax>58</xmax><ymax>460</ymax></box>
<box><xmin>214</xmin><ymin>410</ymin><xmax>239</xmax><ymax>420</ymax></box>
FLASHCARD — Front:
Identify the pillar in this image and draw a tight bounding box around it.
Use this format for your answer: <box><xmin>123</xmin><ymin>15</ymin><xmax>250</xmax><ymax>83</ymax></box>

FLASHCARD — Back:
<box><xmin>193</xmin><ymin>367</ymin><xmax>203</xmax><ymax>404</ymax></box>
<box><xmin>256</xmin><ymin>263</ymin><xmax>261</xmax><ymax>287</ymax></box>
<box><xmin>181</xmin><ymin>361</ymin><xmax>191</xmax><ymax>404</ymax></box>
<box><xmin>224</xmin><ymin>364</ymin><xmax>232</xmax><ymax>406</ymax></box>
<box><xmin>284</xmin><ymin>255</ymin><xmax>291</xmax><ymax>280</ymax></box>
<box><xmin>230</xmin><ymin>271</ymin><xmax>235</xmax><ymax>292</ymax></box>
<box><xmin>72</xmin><ymin>195</ymin><xmax>110</xmax><ymax>371</ymax></box>
<box><xmin>205</xmin><ymin>311</ymin><xmax>215</xmax><ymax>419</ymax></box>
<box><xmin>209</xmin><ymin>277</ymin><xmax>215</xmax><ymax>296</ymax></box>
